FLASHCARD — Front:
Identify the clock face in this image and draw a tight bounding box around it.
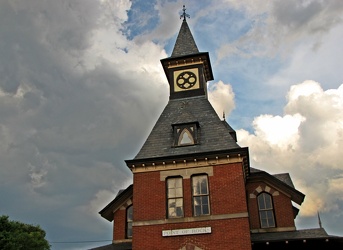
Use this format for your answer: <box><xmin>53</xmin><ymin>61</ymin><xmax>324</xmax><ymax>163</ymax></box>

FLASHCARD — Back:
<box><xmin>173</xmin><ymin>68</ymin><xmax>199</xmax><ymax>92</ymax></box>
<box><xmin>176</xmin><ymin>71</ymin><xmax>197</xmax><ymax>89</ymax></box>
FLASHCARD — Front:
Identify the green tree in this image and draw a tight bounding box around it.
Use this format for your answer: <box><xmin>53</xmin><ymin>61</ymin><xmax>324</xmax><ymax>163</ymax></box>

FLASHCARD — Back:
<box><xmin>0</xmin><ymin>215</ymin><xmax>50</xmax><ymax>250</ymax></box>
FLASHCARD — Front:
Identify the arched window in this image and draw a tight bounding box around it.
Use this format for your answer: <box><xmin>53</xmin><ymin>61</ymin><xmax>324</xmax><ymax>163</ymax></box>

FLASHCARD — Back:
<box><xmin>257</xmin><ymin>193</ymin><xmax>275</xmax><ymax>228</ymax></box>
<box><xmin>172</xmin><ymin>122</ymin><xmax>199</xmax><ymax>147</ymax></box>
<box><xmin>178</xmin><ymin>128</ymin><xmax>194</xmax><ymax>145</ymax></box>
<box><xmin>126</xmin><ymin>205</ymin><xmax>133</xmax><ymax>238</ymax></box>
<box><xmin>192</xmin><ymin>175</ymin><xmax>210</xmax><ymax>216</ymax></box>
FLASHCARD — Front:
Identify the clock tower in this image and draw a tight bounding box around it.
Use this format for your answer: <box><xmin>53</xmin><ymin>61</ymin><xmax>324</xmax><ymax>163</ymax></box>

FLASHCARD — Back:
<box><xmin>97</xmin><ymin>6</ymin><xmax>343</xmax><ymax>250</ymax></box>
<box><xmin>160</xmin><ymin>8</ymin><xmax>213</xmax><ymax>99</ymax></box>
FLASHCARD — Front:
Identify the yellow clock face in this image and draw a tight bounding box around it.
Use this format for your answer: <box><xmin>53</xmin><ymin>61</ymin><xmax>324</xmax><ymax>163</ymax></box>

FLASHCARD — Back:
<box><xmin>173</xmin><ymin>68</ymin><xmax>199</xmax><ymax>92</ymax></box>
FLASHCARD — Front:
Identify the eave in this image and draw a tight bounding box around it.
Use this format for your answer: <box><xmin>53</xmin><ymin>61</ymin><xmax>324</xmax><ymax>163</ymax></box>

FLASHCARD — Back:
<box><xmin>99</xmin><ymin>185</ymin><xmax>133</xmax><ymax>222</ymax></box>
<box><xmin>126</xmin><ymin>147</ymin><xmax>250</xmax><ymax>178</ymax></box>
<box><xmin>247</xmin><ymin>171</ymin><xmax>305</xmax><ymax>205</ymax></box>
<box><xmin>160</xmin><ymin>52</ymin><xmax>214</xmax><ymax>83</ymax></box>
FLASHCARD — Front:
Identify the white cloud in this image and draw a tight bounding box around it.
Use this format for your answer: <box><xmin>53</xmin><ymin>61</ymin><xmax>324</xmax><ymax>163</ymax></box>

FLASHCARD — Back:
<box><xmin>208</xmin><ymin>81</ymin><xmax>235</xmax><ymax>118</ymax></box>
<box><xmin>238</xmin><ymin>80</ymin><xmax>343</xmax><ymax>217</ymax></box>
<box><xmin>252</xmin><ymin>114</ymin><xmax>305</xmax><ymax>150</ymax></box>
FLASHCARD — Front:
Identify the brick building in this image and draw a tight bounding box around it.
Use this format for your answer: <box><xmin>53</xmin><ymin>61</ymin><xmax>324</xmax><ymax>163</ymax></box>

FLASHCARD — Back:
<box><xmin>94</xmin><ymin>9</ymin><xmax>343</xmax><ymax>250</ymax></box>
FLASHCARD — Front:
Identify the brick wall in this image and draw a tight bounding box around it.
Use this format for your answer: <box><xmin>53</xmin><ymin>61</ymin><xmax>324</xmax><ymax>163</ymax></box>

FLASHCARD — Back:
<box><xmin>210</xmin><ymin>163</ymin><xmax>247</xmax><ymax>214</ymax></box>
<box><xmin>132</xmin><ymin>219</ymin><xmax>251</xmax><ymax>250</ymax></box>
<box><xmin>131</xmin><ymin>162</ymin><xmax>252</xmax><ymax>249</ymax></box>
<box><xmin>133</xmin><ymin>171</ymin><xmax>166</xmax><ymax>221</ymax></box>
<box><xmin>113</xmin><ymin>209</ymin><xmax>126</xmax><ymax>240</ymax></box>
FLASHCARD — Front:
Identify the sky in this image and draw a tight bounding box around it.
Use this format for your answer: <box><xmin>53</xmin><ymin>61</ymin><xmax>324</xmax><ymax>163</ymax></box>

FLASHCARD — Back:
<box><xmin>0</xmin><ymin>0</ymin><xmax>342</xmax><ymax>249</ymax></box>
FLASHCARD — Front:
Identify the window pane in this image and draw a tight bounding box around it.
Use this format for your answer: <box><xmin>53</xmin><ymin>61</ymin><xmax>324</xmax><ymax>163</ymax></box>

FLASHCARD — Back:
<box><xmin>200</xmin><ymin>178</ymin><xmax>208</xmax><ymax>195</ymax></box>
<box><xmin>202</xmin><ymin>196</ymin><xmax>209</xmax><ymax>205</ymax></box>
<box><xmin>261</xmin><ymin>211</ymin><xmax>267</xmax><ymax>219</ymax></box>
<box><xmin>258</xmin><ymin>195</ymin><xmax>266</xmax><ymax>209</ymax></box>
<box><xmin>175</xmin><ymin>187</ymin><xmax>183</xmax><ymax>197</ymax></box>
<box><xmin>168</xmin><ymin>207</ymin><xmax>176</xmax><ymax>217</ymax></box>
<box><xmin>175</xmin><ymin>178</ymin><xmax>182</xmax><ymax>188</ymax></box>
<box><xmin>194</xmin><ymin>205</ymin><xmax>201</xmax><ymax>216</ymax></box>
<box><xmin>265</xmin><ymin>194</ymin><xmax>272</xmax><ymax>209</ymax></box>
<box><xmin>168</xmin><ymin>178</ymin><xmax>175</xmax><ymax>187</ymax></box>
<box><xmin>266</xmin><ymin>210</ymin><xmax>273</xmax><ymax>219</ymax></box>
<box><xmin>175</xmin><ymin>198</ymin><xmax>183</xmax><ymax>207</ymax></box>
<box><xmin>202</xmin><ymin>204</ymin><xmax>209</xmax><ymax>215</ymax></box>
<box><xmin>176</xmin><ymin>207</ymin><xmax>183</xmax><ymax>217</ymax></box>
<box><xmin>194</xmin><ymin>196</ymin><xmax>200</xmax><ymax>206</ymax></box>
<box><xmin>127</xmin><ymin>206</ymin><xmax>133</xmax><ymax>221</ymax></box>
<box><xmin>179</xmin><ymin>129</ymin><xmax>193</xmax><ymax>145</ymax></box>
<box><xmin>168</xmin><ymin>188</ymin><xmax>175</xmax><ymax>198</ymax></box>
<box><xmin>266</xmin><ymin>210</ymin><xmax>275</xmax><ymax>227</ymax></box>
<box><xmin>193</xmin><ymin>178</ymin><xmax>200</xmax><ymax>195</ymax></box>
<box><xmin>268</xmin><ymin>219</ymin><xmax>275</xmax><ymax>227</ymax></box>
<box><xmin>168</xmin><ymin>198</ymin><xmax>183</xmax><ymax>217</ymax></box>
<box><xmin>127</xmin><ymin>222</ymin><xmax>132</xmax><ymax>238</ymax></box>
<box><xmin>167</xmin><ymin>178</ymin><xmax>183</xmax><ymax>218</ymax></box>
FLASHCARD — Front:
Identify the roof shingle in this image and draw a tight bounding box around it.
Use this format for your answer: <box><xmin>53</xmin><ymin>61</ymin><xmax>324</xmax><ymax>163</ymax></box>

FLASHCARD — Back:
<box><xmin>134</xmin><ymin>96</ymin><xmax>240</xmax><ymax>160</ymax></box>
<box><xmin>171</xmin><ymin>20</ymin><xmax>199</xmax><ymax>57</ymax></box>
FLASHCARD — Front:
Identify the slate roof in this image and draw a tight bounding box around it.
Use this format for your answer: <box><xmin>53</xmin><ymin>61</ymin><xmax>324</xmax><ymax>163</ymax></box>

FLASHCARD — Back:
<box><xmin>273</xmin><ymin>173</ymin><xmax>295</xmax><ymax>189</ymax></box>
<box><xmin>171</xmin><ymin>20</ymin><xmax>199</xmax><ymax>57</ymax></box>
<box><xmin>133</xmin><ymin>96</ymin><xmax>241</xmax><ymax>160</ymax></box>
<box><xmin>251</xmin><ymin>228</ymin><xmax>331</xmax><ymax>242</ymax></box>
<box><xmin>90</xmin><ymin>242</ymin><xmax>132</xmax><ymax>250</ymax></box>
<box><xmin>251</xmin><ymin>168</ymin><xmax>295</xmax><ymax>189</ymax></box>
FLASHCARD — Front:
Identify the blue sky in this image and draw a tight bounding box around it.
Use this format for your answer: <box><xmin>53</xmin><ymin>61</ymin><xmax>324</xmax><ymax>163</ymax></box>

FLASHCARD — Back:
<box><xmin>0</xmin><ymin>0</ymin><xmax>342</xmax><ymax>249</ymax></box>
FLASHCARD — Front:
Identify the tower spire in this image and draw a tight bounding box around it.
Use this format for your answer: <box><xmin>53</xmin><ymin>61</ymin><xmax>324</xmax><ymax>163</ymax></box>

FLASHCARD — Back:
<box><xmin>171</xmin><ymin>6</ymin><xmax>198</xmax><ymax>57</ymax></box>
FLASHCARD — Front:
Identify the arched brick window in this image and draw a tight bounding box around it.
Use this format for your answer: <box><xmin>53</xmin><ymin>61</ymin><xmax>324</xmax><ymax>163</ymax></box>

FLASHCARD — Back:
<box><xmin>257</xmin><ymin>193</ymin><xmax>275</xmax><ymax>228</ymax></box>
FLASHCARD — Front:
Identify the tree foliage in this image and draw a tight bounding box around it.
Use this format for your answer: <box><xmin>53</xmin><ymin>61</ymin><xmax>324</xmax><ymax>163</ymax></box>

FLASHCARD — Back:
<box><xmin>0</xmin><ymin>215</ymin><xmax>50</xmax><ymax>250</ymax></box>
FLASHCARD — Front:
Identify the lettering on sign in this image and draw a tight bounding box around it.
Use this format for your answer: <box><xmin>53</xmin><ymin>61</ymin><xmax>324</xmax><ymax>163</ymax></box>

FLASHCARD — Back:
<box><xmin>162</xmin><ymin>227</ymin><xmax>211</xmax><ymax>237</ymax></box>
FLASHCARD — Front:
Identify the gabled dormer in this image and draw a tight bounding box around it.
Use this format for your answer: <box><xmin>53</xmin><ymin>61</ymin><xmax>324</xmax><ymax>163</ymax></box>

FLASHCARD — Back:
<box><xmin>246</xmin><ymin>168</ymin><xmax>305</xmax><ymax>233</ymax></box>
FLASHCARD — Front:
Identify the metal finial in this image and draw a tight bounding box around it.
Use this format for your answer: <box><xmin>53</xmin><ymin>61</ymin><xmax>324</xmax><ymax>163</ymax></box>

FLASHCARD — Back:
<box><xmin>317</xmin><ymin>212</ymin><xmax>323</xmax><ymax>228</ymax></box>
<box><xmin>180</xmin><ymin>5</ymin><xmax>190</xmax><ymax>21</ymax></box>
<box><xmin>223</xmin><ymin>111</ymin><xmax>226</xmax><ymax>120</ymax></box>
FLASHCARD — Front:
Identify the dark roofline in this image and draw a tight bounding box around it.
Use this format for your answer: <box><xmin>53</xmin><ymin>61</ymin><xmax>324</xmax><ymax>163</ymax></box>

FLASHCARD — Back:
<box><xmin>126</xmin><ymin>147</ymin><xmax>250</xmax><ymax>176</ymax></box>
<box><xmin>251</xmin><ymin>228</ymin><xmax>343</xmax><ymax>243</ymax></box>
<box><xmin>99</xmin><ymin>185</ymin><xmax>133</xmax><ymax>222</ymax></box>
<box><xmin>248</xmin><ymin>170</ymin><xmax>305</xmax><ymax>205</ymax></box>
<box><xmin>127</xmin><ymin>147</ymin><xmax>248</xmax><ymax>164</ymax></box>
<box><xmin>127</xmin><ymin>147</ymin><xmax>250</xmax><ymax>181</ymax></box>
